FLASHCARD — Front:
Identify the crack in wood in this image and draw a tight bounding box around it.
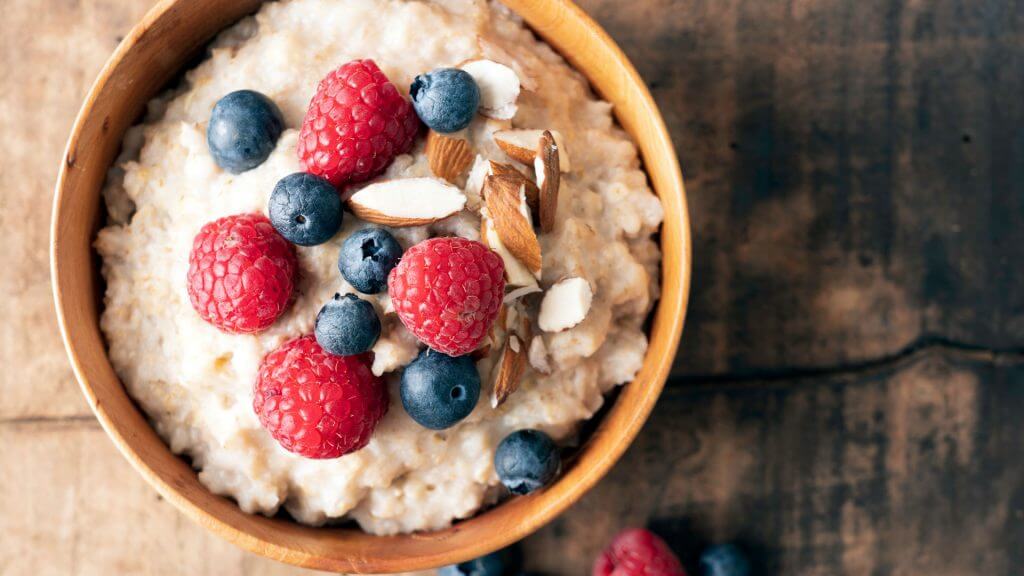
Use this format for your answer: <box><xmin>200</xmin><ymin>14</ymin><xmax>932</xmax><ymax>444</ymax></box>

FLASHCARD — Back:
<box><xmin>670</xmin><ymin>338</ymin><xmax>1024</xmax><ymax>388</ymax></box>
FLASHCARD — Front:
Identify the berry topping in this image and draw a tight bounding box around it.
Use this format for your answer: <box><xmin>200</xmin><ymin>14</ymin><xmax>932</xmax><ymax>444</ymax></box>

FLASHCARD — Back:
<box><xmin>388</xmin><ymin>237</ymin><xmax>505</xmax><ymax>356</ymax></box>
<box><xmin>438</xmin><ymin>551</ymin><xmax>505</xmax><ymax>576</ymax></box>
<box><xmin>186</xmin><ymin>213</ymin><xmax>296</xmax><ymax>334</ymax></box>
<box><xmin>253</xmin><ymin>335</ymin><xmax>387</xmax><ymax>459</ymax></box>
<box><xmin>339</xmin><ymin>227</ymin><xmax>403</xmax><ymax>294</ymax></box>
<box><xmin>206</xmin><ymin>90</ymin><xmax>284</xmax><ymax>174</ymax></box>
<box><xmin>315</xmin><ymin>293</ymin><xmax>381</xmax><ymax>356</ymax></box>
<box><xmin>494</xmin><ymin>429</ymin><xmax>560</xmax><ymax>495</ymax></box>
<box><xmin>410</xmin><ymin>68</ymin><xmax>481</xmax><ymax>133</ymax></box>
<box><xmin>297</xmin><ymin>59</ymin><xmax>420</xmax><ymax>186</ymax></box>
<box><xmin>400</xmin><ymin>349</ymin><xmax>481</xmax><ymax>430</ymax></box>
<box><xmin>268</xmin><ymin>172</ymin><xmax>343</xmax><ymax>246</ymax></box>
<box><xmin>699</xmin><ymin>544</ymin><xmax>750</xmax><ymax>576</ymax></box>
<box><xmin>593</xmin><ymin>529</ymin><xmax>686</xmax><ymax>576</ymax></box>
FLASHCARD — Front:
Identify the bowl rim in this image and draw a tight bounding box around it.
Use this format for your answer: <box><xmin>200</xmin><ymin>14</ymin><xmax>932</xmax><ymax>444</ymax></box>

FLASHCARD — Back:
<box><xmin>50</xmin><ymin>0</ymin><xmax>692</xmax><ymax>571</ymax></box>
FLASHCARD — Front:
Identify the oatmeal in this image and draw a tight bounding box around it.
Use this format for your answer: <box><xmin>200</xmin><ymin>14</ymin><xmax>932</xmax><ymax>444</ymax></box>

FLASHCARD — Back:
<box><xmin>96</xmin><ymin>0</ymin><xmax>663</xmax><ymax>535</ymax></box>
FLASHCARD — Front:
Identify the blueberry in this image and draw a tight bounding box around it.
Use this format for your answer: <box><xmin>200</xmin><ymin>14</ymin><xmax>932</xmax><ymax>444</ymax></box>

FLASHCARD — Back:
<box><xmin>338</xmin><ymin>227</ymin><xmax>403</xmax><ymax>294</ymax></box>
<box><xmin>494</xmin><ymin>430</ymin><xmax>560</xmax><ymax>495</ymax></box>
<box><xmin>438</xmin><ymin>551</ymin><xmax>504</xmax><ymax>576</ymax></box>
<box><xmin>410</xmin><ymin>68</ymin><xmax>480</xmax><ymax>133</ymax></box>
<box><xmin>400</xmin><ymin>349</ymin><xmax>480</xmax><ymax>430</ymax></box>
<box><xmin>700</xmin><ymin>544</ymin><xmax>751</xmax><ymax>576</ymax></box>
<box><xmin>314</xmin><ymin>293</ymin><xmax>381</xmax><ymax>356</ymax></box>
<box><xmin>268</xmin><ymin>173</ymin><xmax>342</xmax><ymax>246</ymax></box>
<box><xmin>207</xmin><ymin>89</ymin><xmax>284</xmax><ymax>173</ymax></box>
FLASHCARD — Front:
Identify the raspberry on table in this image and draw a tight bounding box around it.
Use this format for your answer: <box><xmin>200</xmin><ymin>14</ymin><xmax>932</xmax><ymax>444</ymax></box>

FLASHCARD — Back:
<box><xmin>297</xmin><ymin>59</ymin><xmax>421</xmax><ymax>187</ymax></box>
<box><xmin>253</xmin><ymin>335</ymin><xmax>388</xmax><ymax>459</ymax></box>
<box><xmin>186</xmin><ymin>213</ymin><xmax>296</xmax><ymax>334</ymax></box>
<box><xmin>388</xmin><ymin>237</ymin><xmax>505</xmax><ymax>357</ymax></box>
<box><xmin>594</xmin><ymin>528</ymin><xmax>687</xmax><ymax>576</ymax></box>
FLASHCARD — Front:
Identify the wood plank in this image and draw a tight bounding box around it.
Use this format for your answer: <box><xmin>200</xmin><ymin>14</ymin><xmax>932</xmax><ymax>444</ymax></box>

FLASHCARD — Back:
<box><xmin>0</xmin><ymin>0</ymin><xmax>154</xmax><ymax>420</ymax></box>
<box><xmin>0</xmin><ymin>418</ymin><xmax>341</xmax><ymax>576</ymax></box>
<box><xmin>521</xmin><ymin>348</ymin><xmax>1024</xmax><ymax>574</ymax></box>
<box><xmin>576</xmin><ymin>0</ymin><xmax>1024</xmax><ymax>376</ymax></box>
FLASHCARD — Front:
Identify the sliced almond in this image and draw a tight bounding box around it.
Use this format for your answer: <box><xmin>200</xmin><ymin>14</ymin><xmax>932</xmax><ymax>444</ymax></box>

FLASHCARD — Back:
<box><xmin>348</xmin><ymin>178</ymin><xmax>466</xmax><ymax>227</ymax></box>
<box><xmin>493</xmin><ymin>129</ymin><xmax>570</xmax><ymax>172</ymax></box>
<box><xmin>464</xmin><ymin>155</ymin><xmax>489</xmax><ymax>211</ymax></box>
<box><xmin>493</xmin><ymin>129</ymin><xmax>539</xmax><ymax>164</ymax></box>
<box><xmin>489</xmin><ymin>160</ymin><xmax>540</xmax><ymax>213</ymax></box>
<box><xmin>491</xmin><ymin>333</ymin><xmax>527</xmax><ymax>407</ymax></box>
<box><xmin>481</xmin><ymin>207</ymin><xmax>537</xmax><ymax>288</ymax></box>
<box><xmin>528</xmin><ymin>336</ymin><xmax>552</xmax><ymax>375</ymax></box>
<box><xmin>483</xmin><ymin>175</ymin><xmax>541</xmax><ymax>276</ymax></box>
<box><xmin>425</xmin><ymin>131</ymin><xmax>473</xmax><ymax>183</ymax></box>
<box><xmin>535</xmin><ymin>131</ymin><xmax>560</xmax><ymax>233</ymax></box>
<box><xmin>538</xmin><ymin>277</ymin><xmax>593</xmax><ymax>332</ymax></box>
<box><xmin>460</xmin><ymin>59</ymin><xmax>520</xmax><ymax>120</ymax></box>
<box><xmin>503</xmin><ymin>284</ymin><xmax>542</xmax><ymax>305</ymax></box>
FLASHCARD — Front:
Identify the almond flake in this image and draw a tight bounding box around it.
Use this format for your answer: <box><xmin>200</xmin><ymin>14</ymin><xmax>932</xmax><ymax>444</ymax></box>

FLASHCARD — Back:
<box><xmin>425</xmin><ymin>131</ymin><xmax>473</xmax><ymax>183</ymax></box>
<box><xmin>528</xmin><ymin>336</ymin><xmax>552</xmax><ymax>375</ymax></box>
<box><xmin>503</xmin><ymin>284</ymin><xmax>542</xmax><ymax>304</ymax></box>
<box><xmin>481</xmin><ymin>207</ymin><xmax>537</xmax><ymax>288</ymax></box>
<box><xmin>491</xmin><ymin>334</ymin><xmax>527</xmax><ymax>408</ymax></box>
<box><xmin>493</xmin><ymin>129</ymin><xmax>570</xmax><ymax>172</ymax></box>
<box><xmin>348</xmin><ymin>178</ymin><xmax>466</xmax><ymax>227</ymax></box>
<box><xmin>460</xmin><ymin>59</ymin><xmax>520</xmax><ymax>120</ymax></box>
<box><xmin>536</xmin><ymin>131</ymin><xmax>560</xmax><ymax>233</ymax></box>
<box><xmin>538</xmin><ymin>277</ymin><xmax>593</xmax><ymax>332</ymax></box>
<box><xmin>489</xmin><ymin>160</ymin><xmax>539</xmax><ymax>213</ymax></box>
<box><xmin>483</xmin><ymin>174</ymin><xmax>542</xmax><ymax>276</ymax></box>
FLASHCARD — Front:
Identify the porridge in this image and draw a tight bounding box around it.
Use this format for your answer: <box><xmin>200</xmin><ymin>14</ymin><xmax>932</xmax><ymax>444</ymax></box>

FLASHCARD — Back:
<box><xmin>96</xmin><ymin>0</ymin><xmax>663</xmax><ymax>535</ymax></box>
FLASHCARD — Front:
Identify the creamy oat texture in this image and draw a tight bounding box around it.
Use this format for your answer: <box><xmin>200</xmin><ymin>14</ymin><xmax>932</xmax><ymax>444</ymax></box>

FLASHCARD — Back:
<box><xmin>97</xmin><ymin>0</ymin><xmax>663</xmax><ymax>535</ymax></box>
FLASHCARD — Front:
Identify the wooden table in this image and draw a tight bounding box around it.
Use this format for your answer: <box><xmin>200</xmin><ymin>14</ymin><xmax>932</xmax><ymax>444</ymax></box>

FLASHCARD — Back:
<box><xmin>3</xmin><ymin>0</ymin><xmax>1021</xmax><ymax>574</ymax></box>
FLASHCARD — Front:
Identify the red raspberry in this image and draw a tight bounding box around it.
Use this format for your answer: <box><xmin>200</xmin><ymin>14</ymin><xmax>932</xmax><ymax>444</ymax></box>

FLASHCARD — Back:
<box><xmin>253</xmin><ymin>335</ymin><xmax>388</xmax><ymax>459</ymax></box>
<box><xmin>594</xmin><ymin>529</ymin><xmax>686</xmax><ymax>576</ymax></box>
<box><xmin>187</xmin><ymin>213</ymin><xmax>296</xmax><ymax>334</ymax></box>
<box><xmin>297</xmin><ymin>59</ymin><xmax>420</xmax><ymax>187</ymax></box>
<box><xmin>388</xmin><ymin>237</ymin><xmax>505</xmax><ymax>357</ymax></box>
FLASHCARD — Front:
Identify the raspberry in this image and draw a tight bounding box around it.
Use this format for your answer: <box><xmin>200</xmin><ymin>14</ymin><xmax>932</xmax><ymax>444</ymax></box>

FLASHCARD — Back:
<box><xmin>388</xmin><ymin>237</ymin><xmax>505</xmax><ymax>356</ymax></box>
<box><xmin>297</xmin><ymin>59</ymin><xmax>420</xmax><ymax>187</ymax></box>
<box><xmin>253</xmin><ymin>335</ymin><xmax>388</xmax><ymax>459</ymax></box>
<box><xmin>187</xmin><ymin>213</ymin><xmax>296</xmax><ymax>334</ymax></box>
<box><xmin>593</xmin><ymin>529</ymin><xmax>686</xmax><ymax>576</ymax></box>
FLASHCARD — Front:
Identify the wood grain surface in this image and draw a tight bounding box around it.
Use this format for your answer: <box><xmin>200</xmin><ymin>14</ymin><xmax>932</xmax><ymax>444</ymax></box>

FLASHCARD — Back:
<box><xmin>3</xmin><ymin>0</ymin><xmax>1022</xmax><ymax>574</ymax></box>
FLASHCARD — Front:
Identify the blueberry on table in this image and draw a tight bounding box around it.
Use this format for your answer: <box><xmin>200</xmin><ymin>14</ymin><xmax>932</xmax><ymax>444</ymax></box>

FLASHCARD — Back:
<box><xmin>207</xmin><ymin>89</ymin><xmax>283</xmax><ymax>173</ymax></box>
<box><xmin>338</xmin><ymin>227</ymin><xmax>403</xmax><ymax>294</ymax></box>
<box><xmin>400</xmin><ymin>349</ymin><xmax>481</xmax><ymax>430</ymax></box>
<box><xmin>495</xmin><ymin>429</ymin><xmax>560</xmax><ymax>495</ymax></box>
<box><xmin>268</xmin><ymin>173</ymin><xmax>342</xmax><ymax>246</ymax></box>
<box><xmin>700</xmin><ymin>543</ymin><xmax>751</xmax><ymax>576</ymax></box>
<box><xmin>410</xmin><ymin>68</ymin><xmax>481</xmax><ymax>133</ymax></box>
<box><xmin>314</xmin><ymin>293</ymin><xmax>381</xmax><ymax>356</ymax></box>
<box><xmin>438</xmin><ymin>551</ymin><xmax>505</xmax><ymax>576</ymax></box>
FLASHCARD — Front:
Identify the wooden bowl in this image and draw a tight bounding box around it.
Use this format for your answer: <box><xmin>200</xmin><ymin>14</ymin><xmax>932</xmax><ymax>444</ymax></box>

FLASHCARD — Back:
<box><xmin>50</xmin><ymin>0</ymin><xmax>690</xmax><ymax>572</ymax></box>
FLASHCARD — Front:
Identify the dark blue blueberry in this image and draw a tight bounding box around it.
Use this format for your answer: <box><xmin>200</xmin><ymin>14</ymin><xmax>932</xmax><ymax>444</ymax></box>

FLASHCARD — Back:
<box><xmin>494</xmin><ymin>429</ymin><xmax>560</xmax><ymax>495</ymax></box>
<box><xmin>400</xmin><ymin>349</ymin><xmax>480</xmax><ymax>430</ymax></box>
<box><xmin>438</xmin><ymin>551</ymin><xmax>504</xmax><ymax>576</ymax></box>
<box><xmin>314</xmin><ymin>293</ymin><xmax>381</xmax><ymax>356</ymax></box>
<box><xmin>338</xmin><ymin>227</ymin><xmax>403</xmax><ymax>294</ymax></box>
<box><xmin>268</xmin><ymin>173</ymin><xmax>342</xmax><ymax>246</ymax></box>
<box><xmin>700</xmin><ymin>543</ymin><xmax>751</xmax><ymax>576</ymax></box>
<box><xmin>410</xmin><ymin>68</ymin><xmax>480</xmax><ymax>133</ymax></box>
<box><xmin>207</xmin><ymin>90</ymin><xmax>283</xmax><ymax>173</ymax></box>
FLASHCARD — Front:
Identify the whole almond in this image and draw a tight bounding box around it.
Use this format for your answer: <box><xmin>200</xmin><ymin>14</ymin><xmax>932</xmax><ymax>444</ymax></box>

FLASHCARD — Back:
<box><xmin>536</xmin><ymin>131</ymin><xmax>561</xmax><ymax>233</ymax></box>
<box><xmin>426</xmin><ymin>131</ymin><xmax>474</xmax><ymax>183</ymax></box>
<box><xmin>489</xmin><ymin>160</ymin><xmax>540</xmax><ymax>213</ymax></box>
<box><xmin>491</xmin><ymin>334</ymin><xmax>527</xmax><ymax>407</ymax></box>
<box><xmin>484</xmin><ymin>174</ymin><xmax>542</xmax><ymax>275</ymax></box>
